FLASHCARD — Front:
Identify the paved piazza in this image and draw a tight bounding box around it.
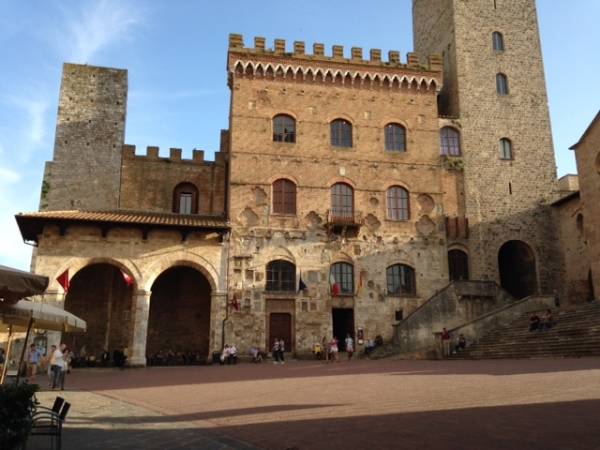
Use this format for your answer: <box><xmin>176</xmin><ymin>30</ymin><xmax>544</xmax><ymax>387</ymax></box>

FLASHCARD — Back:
<box><xmin>30</xmin><ymin>359</ymin><xmax>600</xmax><ymax>450</ymax></box>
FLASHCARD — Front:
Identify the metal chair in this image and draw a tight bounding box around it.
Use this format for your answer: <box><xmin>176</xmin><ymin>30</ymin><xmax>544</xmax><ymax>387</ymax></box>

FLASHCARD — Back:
<box><xmin>29</xmin><ymin>401</ymin><xmax>71</xmax><ymax>450</ymax></box>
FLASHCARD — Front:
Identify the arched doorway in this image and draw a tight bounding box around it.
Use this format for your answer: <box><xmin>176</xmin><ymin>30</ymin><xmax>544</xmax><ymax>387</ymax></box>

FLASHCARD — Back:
<box><xmin>498</xmin><ymin>240</ymin><xmax>537</xmax><ymax>299</ymax></box>
<box><xmin>147</xmin><ymin>266</ymin><xmax>211</xmax><ymax>361</ymax></box>
<box><xmin>63</xmin><ymin>263</ymin><xmax>134</xmax><ymax>357</ymax></box>
<box><xmin>448</xmin><ymin>249</ymin><xmax>469</xmax><ymax>281</ymax></box>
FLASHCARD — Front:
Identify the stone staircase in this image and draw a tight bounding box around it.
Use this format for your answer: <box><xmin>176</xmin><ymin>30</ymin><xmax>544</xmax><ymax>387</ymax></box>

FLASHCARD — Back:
<box><xmin>453</xmin><ymin>302</ymin><xmax>600</xmax><ymax>359</ymax></box>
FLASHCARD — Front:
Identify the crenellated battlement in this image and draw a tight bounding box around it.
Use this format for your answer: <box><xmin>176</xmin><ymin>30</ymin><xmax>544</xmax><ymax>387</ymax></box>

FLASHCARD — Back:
<box><xmin>228</xmin><ymin>34</ymin><xmax>442</xmax><ymax>92</ymax></box>
<box><xmin>122</xmin><ymin>145</ymin><xmax>226</xmax><ymax>165</ymax></box>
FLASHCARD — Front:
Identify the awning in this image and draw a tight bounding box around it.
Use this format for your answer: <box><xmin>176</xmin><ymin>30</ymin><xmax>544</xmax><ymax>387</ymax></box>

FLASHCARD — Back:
<box><xmin>0</xmin><ymin>300</ymin><xmax>86</xmax><ymax>333</ymax></box>
<box><xmin>0</xmin><ymin>265</ymin><xmax>49</xmax><ymax>304</ymax></box>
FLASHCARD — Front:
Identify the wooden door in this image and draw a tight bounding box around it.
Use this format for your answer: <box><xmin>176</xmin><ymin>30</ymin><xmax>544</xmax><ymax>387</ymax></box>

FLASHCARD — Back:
<box><xmin>269</xmin><ymin>313</ymin><xmax>292</xmax><ymax>351</ymax></box>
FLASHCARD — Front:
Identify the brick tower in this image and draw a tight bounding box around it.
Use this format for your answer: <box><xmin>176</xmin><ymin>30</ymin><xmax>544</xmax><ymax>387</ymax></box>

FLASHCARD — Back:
<box><xmin>412</xmin><ymin>0</ymin><xmax>561</xmax><ymax>296</ymax></box>
<box><xmin>41</xmin><ymin>63</ymin><xmax>127</xmax><ymax>211</ymax></box>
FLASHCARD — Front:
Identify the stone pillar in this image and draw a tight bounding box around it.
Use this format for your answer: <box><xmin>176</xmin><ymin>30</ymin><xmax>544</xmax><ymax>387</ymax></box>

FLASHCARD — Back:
<box><xmin>129</xmin><ymin>290</ymin><xmax>150</xmax><ymax>366</ymax></box>
<box><xmin>210</xmin><ymin>292</ymin><xmax>227</xmax><ymax>357</ymax></box>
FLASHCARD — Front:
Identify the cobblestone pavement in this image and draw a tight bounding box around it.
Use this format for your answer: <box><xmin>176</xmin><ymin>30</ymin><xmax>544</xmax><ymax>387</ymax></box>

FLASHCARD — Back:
<box><xmin>30</xmin><ymin>358</ymin><xmax>600</xmax><ymax>450</ymax></box>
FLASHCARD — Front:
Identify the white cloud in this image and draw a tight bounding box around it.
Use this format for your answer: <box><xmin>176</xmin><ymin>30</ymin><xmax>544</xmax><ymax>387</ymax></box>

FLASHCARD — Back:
<box><xmin>58</xmin><ymin>0</ymin><xmax>143</xmax><ymax>63</ymax></box>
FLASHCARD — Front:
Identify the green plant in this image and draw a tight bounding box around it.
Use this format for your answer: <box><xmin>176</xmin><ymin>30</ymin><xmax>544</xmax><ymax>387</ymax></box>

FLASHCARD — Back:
<box><xmin>443</xmin><ymin>156</ymin><xmax>465</xmax><ymax>172</ymax></box>
<box><xmin>41</xmin><ymin>180</ymin><xmax>50</xmax><ymax>199</ymax></box>
<box><xmin>0</xmin><ymin>383</ymin><xmax>38</xmax><ymax>450</ymax></box>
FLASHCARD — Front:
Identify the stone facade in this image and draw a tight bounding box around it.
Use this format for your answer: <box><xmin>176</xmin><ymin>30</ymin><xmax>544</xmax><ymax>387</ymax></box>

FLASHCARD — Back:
<box><xmin>9</xmin><ymin>0</ymin><xmax>590</xmax><ymax>365</ymax></box>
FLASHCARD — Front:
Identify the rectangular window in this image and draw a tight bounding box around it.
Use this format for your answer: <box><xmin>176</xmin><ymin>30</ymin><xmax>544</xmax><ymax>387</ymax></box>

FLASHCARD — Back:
<box><xmin>179</xmin><ymin>193</ymin><xmax>192</xmax><ymax>214</ymax></box>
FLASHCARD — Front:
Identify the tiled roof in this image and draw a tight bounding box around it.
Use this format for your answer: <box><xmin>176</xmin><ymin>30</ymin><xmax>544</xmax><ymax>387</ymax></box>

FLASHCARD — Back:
<box><xmin>15</xmin><ymin>210</ymin><xmax>229</xmax><ymax>242</ymax></box>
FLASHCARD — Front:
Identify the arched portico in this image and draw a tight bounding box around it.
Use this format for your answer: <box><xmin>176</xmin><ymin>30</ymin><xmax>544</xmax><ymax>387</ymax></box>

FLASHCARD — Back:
<box><xmin>498</xmin><ymin>240</ymin><xmax>538</xmax><ymax>299</ymax></box>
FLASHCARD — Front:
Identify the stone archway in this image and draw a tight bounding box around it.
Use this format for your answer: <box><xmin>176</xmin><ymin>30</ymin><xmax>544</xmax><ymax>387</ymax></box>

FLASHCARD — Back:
<box><xmin>498</xmin><ymin>240</ymin><xmax>537</xmax><ymax>299</ymax></box>
<box><xmin>63</xmin><ymin>263</ymin><xmax>134</xmax><ymax>358</ymax></box>
<box><xmin>146</xmin><ymin>266</ymin><xmax>212</xmax><ymax>362</ymax></box>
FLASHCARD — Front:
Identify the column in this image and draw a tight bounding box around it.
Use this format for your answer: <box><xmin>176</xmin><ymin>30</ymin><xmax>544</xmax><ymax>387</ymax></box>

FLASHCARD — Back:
<box><xmin>210</xmin><ymin>292</ymin><xmax>228</xmax><ymax>358</ymax></box>
<box><xmin>129</xmin><ymin>290</ymin><xmax>150</xmax><ymax>366</ymax></box>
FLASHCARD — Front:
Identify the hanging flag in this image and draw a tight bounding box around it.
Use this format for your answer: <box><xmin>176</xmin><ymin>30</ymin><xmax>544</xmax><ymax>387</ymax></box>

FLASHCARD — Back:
<box><xmin>298</xmin><ymin>273</ymin><xmax>308</xmax><ymax>292</ymax></box>
<box><xmin>330</xmin><ymin>272</ymin><xmax>341</xmax><ymax>296</ymax></box>
<box><xmin>56</xmin><ymin>269</ymin><xmax>70</xmax><ymax>294</ymax></box>
<box><xmin>122</xmin><ymin>270</ymin><xmax>134</xmax><ymax>286</ymax></box>
<box><xmin>229</xmin><ymin>294</ymin><xmax>240</xmax><ymax>312</ymax></box>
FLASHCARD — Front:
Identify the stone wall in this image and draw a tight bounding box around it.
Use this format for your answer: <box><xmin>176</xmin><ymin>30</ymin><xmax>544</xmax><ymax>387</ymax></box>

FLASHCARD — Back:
<box><xmin>42</xmin><ymin>64</ymin><xmax>127</xmax><ymax>211</ymax></box>
<box><xmin>571</xmin><ymin>113</ymin><xmax>600</xmax><ymax>299</ymax></box>
<box><xmin>119</xmin><ymin>145</ymin><xmax>226</xmax><ymax>215</ymax></box>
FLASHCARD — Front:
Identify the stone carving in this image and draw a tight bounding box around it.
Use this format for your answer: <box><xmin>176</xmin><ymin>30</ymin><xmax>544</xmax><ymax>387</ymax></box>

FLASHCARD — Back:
<box><xmin>416</xmin><ymin>215</ymin><xmax>436</xmax><ymax>236</ymax></box>
<box><xmin>365</xmin><ymin>214</ymin><xmax>381</xmax><ymax>232</ymax></box>
<box><xmin>417</xmin><ymin>194</ymin><xmax>435</xmax><ymax>214</ymax></box>
<box><xmin>304</xmin><ymin>211</ymin><xmax>323</xmax><ymax>230</ymax></box>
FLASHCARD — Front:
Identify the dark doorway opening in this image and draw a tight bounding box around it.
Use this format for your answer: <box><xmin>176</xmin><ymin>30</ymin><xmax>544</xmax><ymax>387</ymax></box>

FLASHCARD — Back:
<box><xmin>448</xmin><ymin>249</ymin><xmax>469</xmax><ymax>281</ymax></box>
<box><xmin>147</xmin><ymin>266</ymin><xmax>211</xmax><ymax>360</ymax></box>
<box><xmin>332</xmin><ymin>308</ymin><xmax>354</xmax><ymax>351</ymax></box>
<box><xmin>269</xmin><ymin>313</ymin><xmax>292</xmax><ymax>352</ymax></box>
<box><xmin>64</xmin><ymin>263</ymin><xmax>133</xmax><ymax>358</ymax></box>
<box><xmin>498</xmin><ymin>240</ymin><xmax>537</xmax><ymax>299</ymax></box>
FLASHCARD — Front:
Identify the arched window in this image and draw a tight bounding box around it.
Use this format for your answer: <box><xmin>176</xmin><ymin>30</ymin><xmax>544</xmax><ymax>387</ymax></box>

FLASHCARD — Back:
<box><xmin>331</xmin><ymin>119</ymin><xmax>353</xmax><ymax>147</ymax></box>
<box><xmin>173</xmin><ymin>182</ymin><xmax>199</xmax><ymax>214</ymax></box>
<box><xmin>272</xmin><ymin>179</ymin><xmax>296</xmax><ymax>215</ymax></box>
<box><xmin>440</xmin><ymin>127</ymin><xmax>461</xmax><ymax>156</ymax></box>
<box><xmin>448</xmin><ymin>250</ymin><xmax>469</xmax><ymax>281</ymax></box>
<box><xmin>331</xmin><ymin>262</ymin><xmax>354</xmax><ymax>295</ymax></box>
<box><xmin>496</xmin><ymin>73</ymin><xmax>509</xmax><ymax>95</ymax></box>
<box><xmin>331</xmin><ymin>183</ymin><xmax>354</xmax><ymax>220</ymax></box>
<box><xmin>386</xmin><ymin>264</ymin><xmax>416</xmax><ymax>296</ymax></box>
<box><xmin>492</xmin><ymin>32</ymin><xmax>504</xmax><ymax>51</ymax></box>
<box><xmin>500</xmin><ymin>138</ymin><xmax>513</xmax><ymax>160</ymax></box>
<box><xmin>266</xmin><ymin>260</ymin><xmax>296</xmax><ymax>292</ymax></box>
<box><xmin>387</xmin><ymin>186</ymin><xmax>410</xmax><ymax>220</ymax></box>
<box><xmin>385</xmin><ymin>123</ymin><xmax>406</xmax><ymax>152</ymax></box>
<box><xmin>273</xmin><ymin>114</ymin><xmax>296</xmax><ymax>143</ymax></box>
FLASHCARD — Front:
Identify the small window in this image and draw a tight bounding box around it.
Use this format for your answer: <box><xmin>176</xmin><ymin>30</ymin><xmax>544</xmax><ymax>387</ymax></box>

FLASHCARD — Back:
<box><xmin>440</xmin><ymin>127</ymin><xmax>461</xmax><ymax>156</ymax></box>
<box><xmin>331</xmin><ymin>262</ymin><xmax>354</xmax><ymax>295</ymax></box>
<box><xmin>266</xmin><ymin>260</ymin><xmax>296</xmax><ymax>292</ymax></box>
<box><xmin>173</xmin><ymin>182</ymin><xmax>198</xmax><ymax>214</ymax></box>
<box><xmin>496</xmin><ymin>73</ymin><xmax>509</xmax><ymax>95</ymax></box>
<box><xmin>385</xmin><ymin>123</ymin><xmax>406</xmax><ymax>152</ymax></box>
<box><xmin>272</xmin><ymin>179</ymin><xmax>296</xmax><ymax>215</ymax></box>
<box><xmin>273</xmin><ymin>114</ymin><xmax>296</xmax><ymax>143</ymax></box>
<box><xmin>387</xmin><ymin>186</ymin><xmax>410</xmax><ymax>221</ymax></box>
<box><xmin>331</xmin><ymin>119</ymin><xmax>353</xmax><ymax>148</ymax></box>
<box><xmin>448</xmin><ymin>250</ymin><xmax>469</xmax><ymax>281</ymax></box>
<box><xmin>500</xmin><ymin>138</ymin><xmax>512</xmax><ymax>160</ymax></box>
<box><xmin>492</xmin><ymin>32</ymin><xmax>504</xmax><ymax>51</ymax></box>
<box><xmin>386</xmin><ymin>264</ymin><xmax>416</xmax><ymax>296</ymax></box>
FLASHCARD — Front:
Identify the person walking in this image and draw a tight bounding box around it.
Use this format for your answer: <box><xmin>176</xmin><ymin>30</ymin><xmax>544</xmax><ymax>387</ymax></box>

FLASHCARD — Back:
<box><xmin>27</xmin><ymin>344</ymin><xmax>42</xmax><ymax>383</ymax></box>
<box><xmin>272</xmin><ymin>339</ymin><xmax>281</xmax><ymax>364</ymax></box>
<box><xmin>345</xmin><ymin>334</ymin><xmax>354</xmax><ymax>361</ymax></box>
<box><xmin>50</xmin><ymin>344</ymin><xmax>66</xmax><ymax>390</ymax></box>
<box><xmin>441</xmin><ymin>328</ymin><xmax>451</xmax><ymax>357</ymax></box>
<box><xmin>330</xmin><ymin>337</ymin><xmax>339</xmax><ymax>363</ymax></box>
<box><xmin>278</xmin><ymin>339</ymin><xmax>285</xmax><ymax>365</ymax></box>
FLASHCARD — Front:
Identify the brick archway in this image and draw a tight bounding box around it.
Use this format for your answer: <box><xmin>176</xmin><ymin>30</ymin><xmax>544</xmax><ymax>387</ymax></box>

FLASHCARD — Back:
<box><xmin>146</xmin><ymin>266</ymin><xmax>212</xmax><ymax>362</ymax></box>
<box><xmin>63</xmin><ymin>263</ymin><xmax>135</xmax><ymax>358</ymax></box>
<box><xmin>498</xmin><ymin>240</ymin><xmax>537</xmax><ymax>299</ymax></box>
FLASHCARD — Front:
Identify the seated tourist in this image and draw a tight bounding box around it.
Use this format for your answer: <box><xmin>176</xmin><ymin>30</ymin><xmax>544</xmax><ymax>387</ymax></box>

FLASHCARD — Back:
<box><xmin>228</xmin><ymin>344</ymin><xmax>238</xmax><ymax>364</ymax></box>
<box><xmin>365</xmin><ymin>339</ymin><xmax>376</xmax><ymax>355</ymax></box>
<box><xmin>220</xmin><ymin>345</ymin><xmax>230</xmax><ymax>365</ymax></box>
<box><xmin>539</xmin><ymin>309</ymin><xmax>554</xmax><ymax>332</ymax></box>
<box><xmin>529</xmin><ymin>313</ymin><xmax>540</xmax><ymax>332</ymax></box>
<box><xmin>455</xmin><ymin>334</ymin><xmax>467</xmax><ymax>352</ymax></box>
<box><xmin>374</xmin><ymin>335</ymin><xmax>384</xmax><ymax>347</ymax></box>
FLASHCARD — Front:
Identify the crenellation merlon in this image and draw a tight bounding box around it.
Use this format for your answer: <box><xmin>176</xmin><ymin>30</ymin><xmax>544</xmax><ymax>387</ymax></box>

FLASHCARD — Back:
<box><xmin>227</xmin><ymin>33</ymin><xmax>442</xmax><ymax>73</ymax></box>
<box><xmin>122</xmin><ymin>144</ymin><xmax>222</xmax><ymax>165</ymax></box>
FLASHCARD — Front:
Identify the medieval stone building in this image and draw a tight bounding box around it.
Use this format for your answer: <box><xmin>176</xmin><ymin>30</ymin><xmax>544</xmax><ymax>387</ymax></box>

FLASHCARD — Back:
<box><xmin>12</xmin><ymin>0</ymin><xmax>592</xmax><ymax>363</ymax></box>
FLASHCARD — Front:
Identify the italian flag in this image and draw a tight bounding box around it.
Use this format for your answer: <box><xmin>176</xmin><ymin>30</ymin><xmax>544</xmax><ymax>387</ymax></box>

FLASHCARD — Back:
<box><xmin>330</xmin><ymin>273</ymin><xmax>341</xmax><ymax>296</ymax></box>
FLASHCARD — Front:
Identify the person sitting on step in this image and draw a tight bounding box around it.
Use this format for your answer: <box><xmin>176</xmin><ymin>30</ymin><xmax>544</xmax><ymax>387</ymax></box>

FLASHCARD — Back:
<box><xmin>529</xmin><ymin>313</ymin><xmax>541</xmax><ymax>332</ymax></box>
<box><xmin>539</xmin><ymin>309</ymin><xmax>555</xmax><ymax>332</ymax></box>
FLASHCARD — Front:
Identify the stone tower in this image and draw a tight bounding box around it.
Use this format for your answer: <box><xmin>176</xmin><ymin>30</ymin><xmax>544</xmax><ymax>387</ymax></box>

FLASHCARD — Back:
<box><xmin>412</xmin><ymin>0</ymin><xmax>560</xmax><ymax>296</ymax></box>
<box><xmin>41</xmin><ymin>63</ymin><xmax>127</xmax><ymax>211</ymax></box>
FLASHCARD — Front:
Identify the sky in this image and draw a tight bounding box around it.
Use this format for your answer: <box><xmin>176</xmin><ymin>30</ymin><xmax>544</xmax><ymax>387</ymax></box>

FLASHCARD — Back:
<box><xmin>1</xmin><ymin>0</ymin><xmax>599</xmax><ymax>271</ymax></box>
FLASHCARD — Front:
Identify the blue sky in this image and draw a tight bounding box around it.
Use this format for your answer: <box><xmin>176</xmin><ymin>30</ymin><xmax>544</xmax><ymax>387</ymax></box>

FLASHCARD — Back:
<box><xmin>1</xmin><ymin>0</ymin><xmax>599</xmax><ymax>270</ymax></box>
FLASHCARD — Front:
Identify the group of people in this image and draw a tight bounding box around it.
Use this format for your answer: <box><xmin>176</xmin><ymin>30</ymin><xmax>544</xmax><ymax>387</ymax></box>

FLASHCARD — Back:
<box><xmin>529</xmin><ymin>309</ymin><xmax>555</xmax><ymax>332</ymax></box>
<box><xmin>441</xmin><ymin>328</ymin><xmax>467</xmax><ymax>357</ymax></box>
<box><xmin>148</xmin><ymin>349</ymin><xmax>203</xmax><ymax>366</ymax></box>
<box><xmin>220</xmin><ymin>344</ymin><xmax>239</xmax><ymax>365</ymax></box>
<box><xmin>271</xmin><ymin>338</ymin><xmax>286</xmax><ymax>364</ymax></box>
<box><xmin>25</xmin><ymin>343</ymin><xmax>72</xmax><ymax>390</ymax></box>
